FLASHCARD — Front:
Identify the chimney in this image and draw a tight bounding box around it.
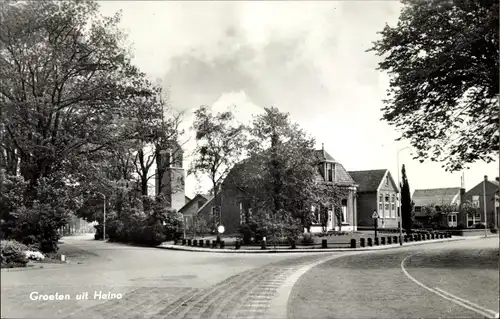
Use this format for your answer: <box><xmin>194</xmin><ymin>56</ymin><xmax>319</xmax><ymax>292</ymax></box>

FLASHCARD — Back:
<box><xmin>484</xmin><ymin>175</ymin><xmax>488</xmax><ymax>181</ymax></box>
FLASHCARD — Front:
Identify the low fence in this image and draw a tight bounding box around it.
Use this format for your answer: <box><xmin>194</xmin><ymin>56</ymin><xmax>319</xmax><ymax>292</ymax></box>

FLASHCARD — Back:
<box><xmin>173</xmin><ymin>231</ymin><xmax>454</xmax><ymax>250</ymax></box>
<box><xmin>448</xmin><ymin>229</ymin><xmax>496</xmax><ymax>236</ymax></box>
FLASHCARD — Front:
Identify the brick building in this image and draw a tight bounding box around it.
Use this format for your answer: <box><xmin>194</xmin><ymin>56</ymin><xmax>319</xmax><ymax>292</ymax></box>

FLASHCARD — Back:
<box><xmin>197</xmin><ymin>148</ymin><xmax>358</xmax><ymax>235</ymax></box>
<box><xmin>464</xmin><ymin>176</ymin><xmax>499</xmax><ymax>228</ymax></box>
<box><xmin>348</xmin><ymin>169</ymin><xmax>399</xmax><ymax>229</ymax></box>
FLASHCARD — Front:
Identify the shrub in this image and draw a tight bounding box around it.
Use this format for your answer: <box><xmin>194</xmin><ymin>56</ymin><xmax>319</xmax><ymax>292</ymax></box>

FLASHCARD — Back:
<box><xmin>301</xmin><ymin>233</ymin><xmax>315</xmax><ymax>245</ymax></box>
<box><xmin>1</xmin><ymin>240</ymin><xmax>29</xmax><ymax>267</ymax></box>
<box><xmin>474</xmin><ymin>222</ymin><xmax>486</xmax><ymax>229</ymax></box>
<box><xmin>238</xmin><ymin>223</ymin><xmax>253</xmax><ymax>245</ymax></box>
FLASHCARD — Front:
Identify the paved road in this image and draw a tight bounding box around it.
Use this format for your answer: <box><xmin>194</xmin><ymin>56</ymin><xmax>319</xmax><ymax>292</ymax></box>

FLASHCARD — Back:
<box><xmin>289</xmin><ymin>237</ymin><xmax>499</xmax><ymax>319</ymax></box>
<box><xmin>1</xmin><ymin>234</ymin><xmax>336</xmax><ymax>319</ymax></box>
<box><xmin>2</xmin><ymin>235</ymin><xmax>498</xmax><ymax>319</ymax></box>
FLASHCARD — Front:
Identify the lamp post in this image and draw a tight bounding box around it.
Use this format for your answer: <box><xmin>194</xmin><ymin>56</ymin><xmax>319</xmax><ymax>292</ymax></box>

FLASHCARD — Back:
<box><xmin>483</xmin><ymin>175</ymin><xmax>488</xmax><ymax>237</ymax></box>
<box><xmin>95</xmin><ymin>191</ymin><xmax>106</xmax><ymax>241</ymax></box>
<box><xmin>397</xmin><ymin>146</ymin><xmax>411</xmax><ymax>246</ymax></box>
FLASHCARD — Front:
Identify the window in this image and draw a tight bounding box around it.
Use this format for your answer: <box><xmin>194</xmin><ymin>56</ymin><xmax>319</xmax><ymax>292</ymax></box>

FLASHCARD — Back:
<box><xmin>378</xmin><ymin>195</ymin><xmax>383</xmax><ymax>213</ymax></box>
<box><xmin>472</xmin><ymin>195</ymin><xmax>480</xmax><ymax>208</ymax></box>
<box><xmin>341</xmin><ymin>199</ymin><xmax>348</xmax><ymax>224</ymax></box>
<box><xmin>385</xmin><ymin>195</ymin><xmax>390</xmax><ymax>216</ymax></box>
<box><xmin>414</xmin><ymin>206</ymin><xmax>421</xmax><ymax>213</ymax></box>
<box><xmin>447</xmin><ymin>214</ymin><xmax>457</xmax><ymax>227</ymax></box>
<box><xmin>391</xmin><ymin>195</ymin><xmax>395</xmax><ymax>217</ymax></box>
<box><xmin>467</xmin><ymin>213</ymin><xmax>481</xmax><ymax>227</ymax></box>
<box><xmin>385</xmin><ymin>176</ymin><xmax>389</xmax><ymax>186</ymax></box>
<box><xmin>326</xmin><ymin>163</ymin><xmax>333</xmax><ymax>182</ymax></box>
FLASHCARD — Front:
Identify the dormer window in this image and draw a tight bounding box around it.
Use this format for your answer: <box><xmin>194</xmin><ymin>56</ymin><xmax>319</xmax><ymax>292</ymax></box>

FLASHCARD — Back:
<box><xmin>326</xmin><ymin>163</ymin><xmax>334</xmax><ymax>182</ymax></box>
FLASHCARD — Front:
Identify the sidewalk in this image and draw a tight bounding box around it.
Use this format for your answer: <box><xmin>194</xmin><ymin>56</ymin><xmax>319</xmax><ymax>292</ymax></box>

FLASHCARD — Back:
<box><xmin>157</xmin><ymin>236</ymin><xmax>467</xmax><ymax>254</ymax></box>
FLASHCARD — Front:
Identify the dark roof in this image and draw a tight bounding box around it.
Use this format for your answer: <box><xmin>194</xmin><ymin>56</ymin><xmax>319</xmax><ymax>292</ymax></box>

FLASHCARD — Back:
<box><xmin>315</xmin><ymin>149</ymin><xmax>336</xmax><ymax>162</ymax></box>
<box><xmin>335</xmin><ymin>164</ymin><xmax>356</xmax><ymax>186</ymax></box>
<box><xmin>348</xmin><ymin>169</ymin><xmax>387</xmax><ymax>192</ymax></box>
<box><xmin>412</xmin><ymin>187</ymin><xmax>462</xmax><ymax>208</ymax></box>
<box><xmin>185</xmin><ymin>196</ymin><xmax>191</xmax><ymax>202</ymax></box>
<box><xmin>179</xmin><ymin>194</ymin><xmax>210</xmax><ymax>213</ymax></box>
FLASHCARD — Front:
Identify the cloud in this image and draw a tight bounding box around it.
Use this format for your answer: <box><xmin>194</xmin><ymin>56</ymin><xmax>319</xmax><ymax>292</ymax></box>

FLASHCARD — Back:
<box><xmin>98</xmin><ymin>1</ymin><xmax>498</xmax><ymax>197</ymax></box>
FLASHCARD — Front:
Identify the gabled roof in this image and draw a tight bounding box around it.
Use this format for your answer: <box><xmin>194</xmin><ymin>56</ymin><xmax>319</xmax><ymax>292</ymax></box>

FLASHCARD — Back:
<box><xmin>197</xmin><ymin>196</ymin><xmax>214</xmax><ymax>214</ymax></box>
<box><xmin>412</xmin><ymin>187</ymin><xmax>462</xmax><ymax>207</ymax></box>
<box><xmin>315</xmin><ymin>149</ymin><xmax>336</xmax><ymax>162</ymax></box>
<box><xmin>185</xmin><ymin>196</ymin><xmax>191</xmax><ymax>203</ymax></box>
<box><xmin>348</xmin><ymin>169</ymin><xmax>388</xmax><ymax>193</ymax></box>
<box><xmin>179</xmin><ymin>194</ymin><xmax>211</xmax><ymax>214</ymax></box>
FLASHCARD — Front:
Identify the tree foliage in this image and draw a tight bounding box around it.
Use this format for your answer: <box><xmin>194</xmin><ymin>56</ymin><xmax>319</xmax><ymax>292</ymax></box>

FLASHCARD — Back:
<box><xmin>236</xmin><ymin>107</ymin><xmax>347</xmax><ymax>232</ymax></box>
<box><xmin>370</xmin><ymin>0</ymin><xmax>499</xmax><ymax>171</ymax></box>
<box><xmin>189</xmin><ymin>105</ymin><xmax>247</xmax><ymax>205</ymax></box>
<box><xmin>0</xmin><ymin>0</ymin><xmax>182</xmax><ymax>250</ymax></box>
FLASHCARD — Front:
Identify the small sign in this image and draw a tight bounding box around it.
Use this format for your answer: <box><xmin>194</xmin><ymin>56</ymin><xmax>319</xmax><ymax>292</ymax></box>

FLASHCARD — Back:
<box><xmin>217</xmin><ymin>225</ymin><xmax>225</xmax><ymax>234</ymax></box>
<box><xmin>372</xmin><ymin>211</ymin><xmax>379</xmax><ymax>219</ymax></box>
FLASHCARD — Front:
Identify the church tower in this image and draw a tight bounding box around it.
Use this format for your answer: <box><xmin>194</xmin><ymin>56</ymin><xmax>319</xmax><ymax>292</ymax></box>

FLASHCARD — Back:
<box><xmin>155</xmin><ymin>144</ymin><xmax>185</xmax><ymax>211</ymax></box>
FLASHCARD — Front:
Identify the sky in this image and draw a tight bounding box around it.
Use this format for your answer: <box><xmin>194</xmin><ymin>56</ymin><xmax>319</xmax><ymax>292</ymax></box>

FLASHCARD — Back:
<box><xmin>98</xmin><ymin>1</ymin><xmax>499</xmax><ymax>199</ymax></box>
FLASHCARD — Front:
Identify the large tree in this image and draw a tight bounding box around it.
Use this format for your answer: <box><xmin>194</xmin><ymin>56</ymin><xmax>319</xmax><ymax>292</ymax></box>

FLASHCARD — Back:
<box><xmin>0</xmin><ymin>0</ymin><xmax>159</xmax><ymax>250</ymax></box>
<box><xmin>237</xmin><ymin>107</ymin><xmax>347</xmax><ymax>235</ymax></box>
<box><xmin>370</xmin><ymin>0</ymin><xmax>499</xmax><ymax>171</ymax></box>
<box><xmin>400</xmin><ymin>164</ymin><xmax>413</xmax><ymax>233</ymax></box>
<box><xmin>189</xmin><ymin>105</ymin><xmax>247</xmax><ymax>230</ymax></box>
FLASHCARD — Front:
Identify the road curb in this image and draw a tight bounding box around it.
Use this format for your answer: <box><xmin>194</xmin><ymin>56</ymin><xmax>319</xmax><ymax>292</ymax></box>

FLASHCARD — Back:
<box><xmin>156</xmin><ymin>237</ymin><xmax>466</xmax><ymax>254</ymax></box>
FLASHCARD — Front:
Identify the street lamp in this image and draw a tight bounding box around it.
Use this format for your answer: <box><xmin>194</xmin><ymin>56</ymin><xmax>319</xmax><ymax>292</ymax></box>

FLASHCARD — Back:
<box><xmin>397</xmin><ymin>146</ymin><xmax>411</xmax><ymax>246</ymax></box>
<box><xmin>95</xmin><ymin>191</ymin><xmax>106</xmax><ymax>241</ymax></box>
<box><xmin>483</xmin><ymin>175</ymin><xmax>488</xmax><ymax>238</ymax></box>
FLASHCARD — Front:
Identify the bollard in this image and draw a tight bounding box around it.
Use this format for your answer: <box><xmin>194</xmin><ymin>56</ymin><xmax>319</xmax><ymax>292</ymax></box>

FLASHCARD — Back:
<box><xmin>381</xmin><ymin>237</ymin><xmax>386</xmax><ymax>245</ymax></box>
<box><xmin>206</xmin><ymin>240</ymin><xmax>210</xmax><ymax>247</ymax></box>
<box><xmin>393</xmin><ymin>236</ymin><xmax>398</xmax><ymax>244</ymax></box>
<box><xmin>212</xmin><ymin>240</ymin><xmax>217</xmax><ymax>248</ymax></box>
<box><xmin>367</xmin><ymin>238</ymin><xmax>373</xmax><ymax>246</ymax></box>
<box><xmin>322</xmin><ymin>239</ymin><xmax>328</xmax><ymax>249</ymax></box>
<box><xmin>193</xmin><ymin>239</ymin><xmax>198</xmax><ymax>247</ymax></box>
<box><xmin>290</xmin><ymin>240</ymin><xmax>296</xmax><ymax>249</ymax></box>
<box><xmin>261</xmin><ymin>240</ymin><xmax>266</xmax><ymax>250</ymax></box>
<box><xmin>360</xmin><ymin>238</ymin><xmax>366</xmax><ymax>247</ymax></box>
<box><xmin>374</xmin><ymin>237</ymin><xmax>379</xmax><ymax>246</ymax></box>
<box><xmin>220</xmin><ymin>240</ymin><xmax>225</xmax><ymax>249</ymax></box>
<box><xmin>387</xmin><ymin>236</ymin><xmax>392</xmax><ymax>244</ymax></box>
<box><xmin>235</xmin><ymin>240</ymin><xmax>240</xmax><ymax>250</ymax></box>
<box><xmin>182</xmin><ymin>239</ymin><xmax>186</xmax><ymax>245</ymax></box>
<box><xmin>350</xmin><ymin>238</ymin><xmax>356</xmax><ymax>248</ymax></box>
<box><xmin>187</xmin><ymin>239</ymin><xmax>192</xmax><ymax>246</ymax></box>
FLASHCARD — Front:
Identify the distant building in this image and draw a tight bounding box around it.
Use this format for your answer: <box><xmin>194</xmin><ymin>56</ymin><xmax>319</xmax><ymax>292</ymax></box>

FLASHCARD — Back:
<box><xmin>464</xmin><ymin>176</ymin><xmax>499</xmax><ymax>228</ymax></box>
<box><xmin>348</xmin><ymin>169</ymin><xmax>399</xmax><ymax>229</ymax></box>
<box><xmin>412</xmin><ymin>187</ymin><xmax>465</xmax><ymax>228</ymax></box>
<box><xmin>179</xmin><ymin>194</ymin><xmax>211</xmax><ymax>232</ymax></box>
